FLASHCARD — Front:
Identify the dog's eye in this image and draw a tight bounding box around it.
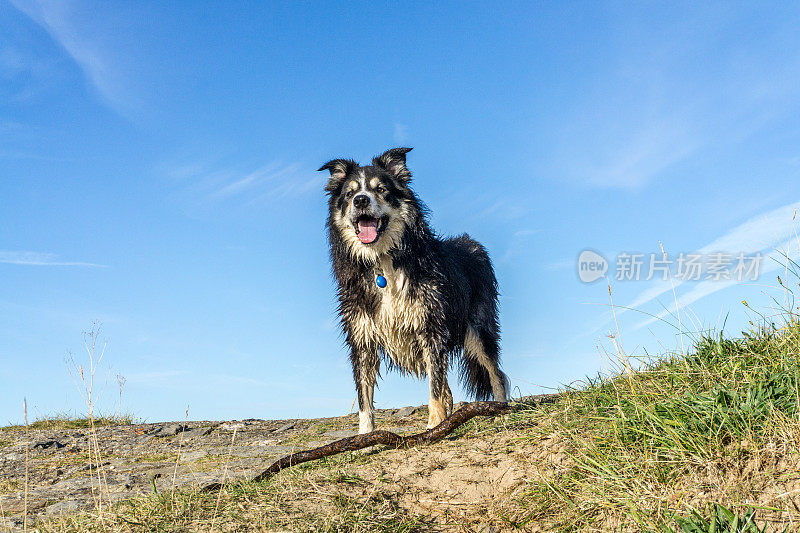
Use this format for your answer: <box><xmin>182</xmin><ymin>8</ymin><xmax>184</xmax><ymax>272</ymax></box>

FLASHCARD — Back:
<box><xmin>345</xmin><ymin>191</ymin><xmax>354</xmax><ymax>199</ymax></box>
<box><xmin>376</xmin><ymin>186</ymin><xmax>386</xmax><ymax>194</ymax></box>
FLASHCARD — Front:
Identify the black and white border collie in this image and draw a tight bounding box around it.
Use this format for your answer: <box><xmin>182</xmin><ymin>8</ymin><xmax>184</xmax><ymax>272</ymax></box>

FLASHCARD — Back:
<box><xmin>320</xmin><ymin>147</ymin><xmax>508</xmax><ymax>433</ymax></box>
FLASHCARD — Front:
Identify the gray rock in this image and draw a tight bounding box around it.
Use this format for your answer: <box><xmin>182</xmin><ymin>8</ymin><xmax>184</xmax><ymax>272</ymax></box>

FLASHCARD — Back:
<box><xmin>51</xmin><ymin>477</ymin><xmax>94</xmax><ymax>492</ymax></box>
<box><xmin>257</xmin><ymin>445</ymin><xmax>293</xmax><ymax>455</ymax></box>
<box><xmin>180</xmin><ymin>450</ymin><xmax>208</xmax><ymax>462</ymax></box>
<box><xmin>394</xmin><ymin>406</ymin><xmax>417</xmax><ymax>418</ymax></box>
<box><xmin>108</xmin><ymin>475</ymin><xmax>135</xmax><ymax>492</ymax></box>
<box><xmin>157</xmin><ymin>472</ymin><xmax>220</xmax><ymax>491</ymax></box>
<box><xmin>79</xmin><ymin>461</ymin><xmax>110</xmax><ymax>472</ymax></box>
<box><xmin>33</xmin><ymin>440</ymin><xmax>66</xmax><ymax>450</ymax></box>
<box><xmin>381</xmin><ymin>426</ymin><xmax>411</xmax><ymax>435</ymax></box>
<box><xmin>1</xmin><ymin>517</ymin><xmax>21</xmax><ymax>530</ymax></box>
<box><xmin>47</xmin><ymin>500</ymin><xmax>81</xmax><ymax>515</ymax></box>
<box><xmin>136</xmin><ymin>434</ymin><xmax>155</xmax><ymax>445</ymax></box>
<box><xmin>180</xmin><ymin>426</ymin><xmax>212</xmax><ymax>438</ymax></box>
<box><xmin>225</xmin><ymin>445</ymin><xmax>293</xmax><ymax>457</ymax></box>
<box><xmin>0</xmin><ymin>403</ymin><xmax>431</xmax><ymax>525</ymax></box>
<box><xmin>149</xmin><ymin>424</ymin><xmax>187</xmax><ymax>437</ymax></box>
<box><xmin>324</xmin><ymin>429</ymin><xmax>357</xmax><ymax>439</ymax></box>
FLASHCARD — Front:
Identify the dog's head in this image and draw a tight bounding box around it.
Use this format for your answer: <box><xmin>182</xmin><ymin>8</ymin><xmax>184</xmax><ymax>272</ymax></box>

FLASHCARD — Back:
<box><xmin>320</xmin><ymin>147</ymin><xmax>417</xmax><ymax>262</ymax></box>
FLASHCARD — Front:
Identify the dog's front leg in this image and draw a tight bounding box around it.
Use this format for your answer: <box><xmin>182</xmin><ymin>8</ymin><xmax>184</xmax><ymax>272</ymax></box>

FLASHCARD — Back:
<box><xmin>352</xmin><ymin>346</ymin><xmax>379</xmax><ymax>434</ymax></box>
<box><xmin>425</xmin><ymin>350</ymin><xmax>449</xmax><ymax>429</ymax></box>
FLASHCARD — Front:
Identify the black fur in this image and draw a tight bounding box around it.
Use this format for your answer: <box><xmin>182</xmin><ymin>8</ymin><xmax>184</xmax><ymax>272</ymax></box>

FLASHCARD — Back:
<box><xmin>320</xmin><ymin>148</ymin><xmax>507</xmax><ymax>426</ymax></box>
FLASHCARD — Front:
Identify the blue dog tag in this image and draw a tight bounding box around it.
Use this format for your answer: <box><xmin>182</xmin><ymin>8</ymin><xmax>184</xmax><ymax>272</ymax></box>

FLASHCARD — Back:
<box><xmin>376</xmin><ymin>275</ymin><xmax>387</xmax><ymax>288</ymax></box>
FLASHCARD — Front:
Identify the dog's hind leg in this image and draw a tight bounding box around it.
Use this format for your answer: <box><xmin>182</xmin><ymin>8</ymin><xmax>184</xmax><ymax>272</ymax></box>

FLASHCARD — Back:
<box><xmin>465</xmin><ymin>326</ymin><xmax>508</xmax><ymax>402</ymax></box>
<box><xmin>352</xmin><ymin>346</ymin><xmax>379</xmax><ymax>434</ymax></box>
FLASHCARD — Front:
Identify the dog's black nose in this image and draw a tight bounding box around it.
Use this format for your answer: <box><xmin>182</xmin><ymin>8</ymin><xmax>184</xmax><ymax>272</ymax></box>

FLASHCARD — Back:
<box><xmin>353</xmin><ymin>194</ymin><xmax>370</xmax><ymax>209</ymax></box>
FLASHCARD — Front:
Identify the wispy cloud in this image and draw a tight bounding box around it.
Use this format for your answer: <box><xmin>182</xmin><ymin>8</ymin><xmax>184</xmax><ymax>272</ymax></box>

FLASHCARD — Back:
<box><xmin>9</xmin><ymin>0</ymin><xmax>139</xmax><ymax>117</ymax></box>
<box><xmin>210</xmin><ymin>163</ymin><xmax>312</xmax><ymax>202</ymax></box>
<box><xmin>544</xmin><ymin>66</ymin><xmax>705</xmax><ymax>190</ymax></box>
<box><xmin>0</xmin><ymin>120</ymin><xmax>26</xmax><ymax>136</ymax></box>
<box><xmin>499</xmin><ymin>229</ymin><xmax>539</xmax><ymax>263</ymax></box>
<box><xmin>126</xmin><ymin>370</ymin><xmax>274</xmax><ymax>389</ymax></box>
<box><xmin>164</xmin><ymin>159</ymin><xmax>321</xmax><ymax>207</ymax></box>
<box><xmin>0</xmin><ymin>250</ymin><xmax>107</xmax><ymax>268</ymax></box>
<box><xmin>478</xmin><ymin>198</ymin><xmax>530</xmax><ymax>221</ymax></box>
<box><xmin>0</xmin><ymin>45</ymin><xmax>55</xmax><ymax>103</ymax></box>
<box><xmin>545</xmin><ymin>259</ymin><xmax>574</xmax><ymax>271</ymax></box>
<box><xmin>393</xmin><ymin>123</ymin><xmax>409</xmax><ymax>144</ymax></box>
<box><xmin>634</xmin><ymin>244</ymin><xmax>800</xmax><ymax>330</ymax></box>
<box><xmin>544</xmin><ymin>20</ymin><xmax>800</xmax><ymax>190</ymax></box>
<box><xmin>209</xmin><ymin>163</ymin><xmax>282</xmax><ymax>199</ymax></box>
<box><xmin>624</xmin><ymin>200</ymin><xmax>800</xmax><ymax>314</ymax></box>
<box><xmin>125</xmin><ymin>370</ymin><xmax>188</xmax><ymax>385</ymax></box>
<box><xmin>584</xmin><ymin>119</ymin><xmax>700</xmax><ymax>189</ymax></box>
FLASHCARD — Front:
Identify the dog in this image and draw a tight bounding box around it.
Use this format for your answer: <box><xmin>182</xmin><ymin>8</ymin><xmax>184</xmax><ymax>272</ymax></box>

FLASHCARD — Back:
<box><xmin>319</xmin><ymin>147</ymin><xmax>508</xmax><ymax>433</ymax></box>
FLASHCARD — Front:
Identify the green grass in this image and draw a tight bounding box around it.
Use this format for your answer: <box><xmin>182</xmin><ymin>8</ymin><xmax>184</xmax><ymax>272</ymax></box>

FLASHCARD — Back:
<box><xmin>2</xmin><ymin>411</ymin><xmax>140</xmax><ymax>431</ymax></box>
<box><xmin>667</xmin><ymin>503</ymin><xmax>786</xmax><ymax>533</ymax></box>
<box><xmin>505</xmin><ymin>318</ymin><xmax>800</xmax><ymax>530</ymax></box>
<box><xmin>614</xmin><ymin>329</ymin><xmax>800</xmax><ymax>460</ymax></box>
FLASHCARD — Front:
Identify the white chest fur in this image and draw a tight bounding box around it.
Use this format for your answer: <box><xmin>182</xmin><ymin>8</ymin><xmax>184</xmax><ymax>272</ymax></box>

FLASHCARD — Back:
<box><xmin>352</xmin><ymin>258</ymin><xmax>428</xmax><ymax>376</ymax></box>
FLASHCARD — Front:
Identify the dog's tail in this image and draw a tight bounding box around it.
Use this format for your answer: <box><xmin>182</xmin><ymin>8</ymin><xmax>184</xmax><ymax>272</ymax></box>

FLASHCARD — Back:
<box><xmin>459</xmin><ymin>327</ymin><xmax>508</xmax><ymax>401</ymax></box>
<box><xmin>459</xmin><ymin>356</ymin><xmax>495</xmax><ymax>401</ymax></box>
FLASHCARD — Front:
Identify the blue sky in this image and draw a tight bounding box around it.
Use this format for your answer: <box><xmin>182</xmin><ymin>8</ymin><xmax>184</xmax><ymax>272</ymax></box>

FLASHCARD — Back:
<box><xmin>3</xmin><ymin>1</ymin><xmax>800</xmax><ymax>424</ymax></box>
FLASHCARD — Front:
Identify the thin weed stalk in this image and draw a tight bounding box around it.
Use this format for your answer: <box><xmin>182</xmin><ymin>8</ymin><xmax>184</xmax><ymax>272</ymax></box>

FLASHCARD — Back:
<box><xmin>171</xmin><ymin>405</ymin><xmax>190</xmax><ymax>510</ymax></box>
<box><xmin>212</xmin><ymin>426</ymin><xmax>238</xmax><ymax>528</ymax></box>
<box><xmin>660</xmin><ymin>241</ymin><xmax>686</xmax><ymax>358</ymax></box>
<box><xmin>66</xmin><ymin>323</ymin><xmax>111</xmax><ymax>515</ymax></box>
<box><xmin>116</xmin><ymin>374</ymin><xmax>126</xmax><ymax>420</ymax></box>
<box><xmin>606</xmin><ymin>281</ymin><xmax>633</xmax><ymax>378</ymax></box>
<box><xmin>23</xmin><ymin>398</ymin><xmax>28</xmax><ymax>533</ymax></box>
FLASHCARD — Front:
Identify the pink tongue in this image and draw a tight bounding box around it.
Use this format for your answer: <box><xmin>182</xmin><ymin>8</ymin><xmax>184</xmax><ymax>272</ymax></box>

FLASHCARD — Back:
<box><xmin>357</xmin><ymin>219</ymin><xmax>378</xmax><ymax>243</ymax></box>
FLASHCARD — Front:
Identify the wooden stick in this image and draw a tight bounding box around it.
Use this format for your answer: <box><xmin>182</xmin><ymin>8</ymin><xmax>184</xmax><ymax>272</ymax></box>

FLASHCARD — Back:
<box><xmin>201</xmin><ymin>401</ymin><xmax>511</xmax><ymax>492</ymax></box>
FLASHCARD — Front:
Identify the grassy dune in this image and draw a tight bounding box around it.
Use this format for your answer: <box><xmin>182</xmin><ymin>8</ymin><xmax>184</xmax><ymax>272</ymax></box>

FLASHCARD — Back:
<box><xmin>507</xmin><ymin>320</ymin><xmax>800</xmax><ymax>531</ymax></box>
<box><xmin>35</xmin><ymin>317</ymin><xmax>800</xmax><ymax>531</ymax></box>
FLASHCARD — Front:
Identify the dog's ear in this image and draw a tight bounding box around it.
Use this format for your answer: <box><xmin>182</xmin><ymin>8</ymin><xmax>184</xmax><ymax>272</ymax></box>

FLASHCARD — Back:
<box><xmin>373</xmin><ymin>147</ymin><xmax>413</xmax><ymax>183</ymax></box>
<box><xmin>318</xmin><ymin>158</ymin><xmax>357</xmax><ymax>194</ymax></box>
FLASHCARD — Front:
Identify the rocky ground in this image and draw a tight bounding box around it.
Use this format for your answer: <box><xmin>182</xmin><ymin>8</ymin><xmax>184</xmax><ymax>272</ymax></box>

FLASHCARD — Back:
<box><xmin>0</xmin><ymin>404</ymin><xmax>449</xmax><ymax>530</ymax></box>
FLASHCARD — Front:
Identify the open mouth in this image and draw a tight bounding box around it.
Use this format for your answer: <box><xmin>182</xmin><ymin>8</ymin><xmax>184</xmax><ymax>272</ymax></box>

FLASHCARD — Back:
<box><xmin>353</xmin><ymin>215</ymin><xmax>388</xmax><ymax>245</ymax></box>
